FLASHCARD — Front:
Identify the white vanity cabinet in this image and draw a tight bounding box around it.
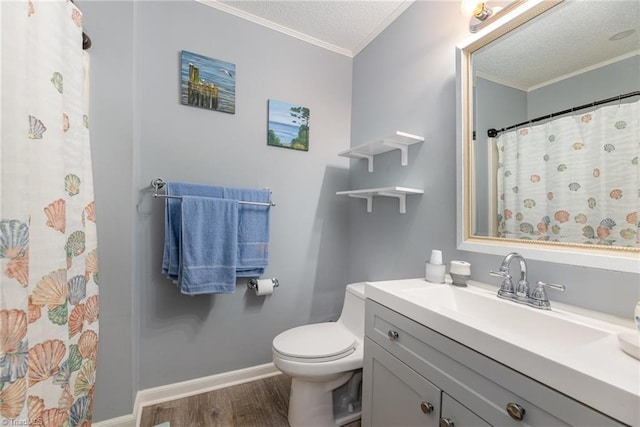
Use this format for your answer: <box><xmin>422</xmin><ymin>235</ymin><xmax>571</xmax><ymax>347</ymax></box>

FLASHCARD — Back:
<box><xmin>363</xmin><ymin>335</ymin><xmax>442</xmax><ymax>427</ymax></box>
<box><xmin>362</xmin><ymin>299</ymin><xmax>627</xmax><ymax>427</ymax></box>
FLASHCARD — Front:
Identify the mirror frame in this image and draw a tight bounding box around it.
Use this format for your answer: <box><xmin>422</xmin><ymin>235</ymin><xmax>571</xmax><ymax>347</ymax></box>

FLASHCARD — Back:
<box><xmin>455</xmin><ymin>0</ymin><xmax>640</xmax><ymax>274</ymax></box>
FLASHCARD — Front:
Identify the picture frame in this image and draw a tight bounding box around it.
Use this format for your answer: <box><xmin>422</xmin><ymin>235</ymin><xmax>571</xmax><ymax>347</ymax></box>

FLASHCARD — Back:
<box><xmin>267</xmin><ymin>99</ymin><xmax>310</xmax><ymax>151</ymax></box>
<box><xmin>180</xmin><ymin>50</ymin><xmax>236</xmax><ymax>114</ymax></box>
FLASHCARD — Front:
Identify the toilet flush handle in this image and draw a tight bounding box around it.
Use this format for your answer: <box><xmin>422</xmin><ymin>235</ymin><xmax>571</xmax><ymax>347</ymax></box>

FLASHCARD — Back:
<box><xmin>387</xmin><ymin>330</ymin><xmax>399</xmax><ymax>341</ymax></box>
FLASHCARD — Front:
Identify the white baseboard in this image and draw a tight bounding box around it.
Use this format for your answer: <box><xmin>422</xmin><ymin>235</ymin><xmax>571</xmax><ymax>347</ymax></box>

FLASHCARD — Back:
<box><xmin>93</xmin><ymin>414</ymin><xmax>136</xmax><ymax>427</ymax></box>
<box><xmin>94</xmin><ymin>363</ymin><xmax>280</xmax><ymax>427</ymax></box>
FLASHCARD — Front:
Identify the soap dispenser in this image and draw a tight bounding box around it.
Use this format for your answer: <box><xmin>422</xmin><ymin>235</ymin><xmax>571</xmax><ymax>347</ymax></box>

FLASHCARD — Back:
<box><xmin>425</xmin><ymin>250</ymin><xmax>446</xmax><ymax>284</ymax></box>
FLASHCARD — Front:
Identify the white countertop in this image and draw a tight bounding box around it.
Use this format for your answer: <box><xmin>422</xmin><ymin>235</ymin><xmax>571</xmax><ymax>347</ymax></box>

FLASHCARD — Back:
<box><xmin>365</xmin><ymin>278</ymin><xmax>640</xmax><ymax>426</ymax></box>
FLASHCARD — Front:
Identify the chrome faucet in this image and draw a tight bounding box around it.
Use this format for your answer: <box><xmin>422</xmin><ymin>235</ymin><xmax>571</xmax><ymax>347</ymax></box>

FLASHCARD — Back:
<box><xmin>490</xmin><ymin>252</ymin><xmax>528</xmax><ymax>301</ymax></box>
<box><xmin>490</xmin><ymin>252</ymin><xmax>565</xmax><ymax>310</ymax></box>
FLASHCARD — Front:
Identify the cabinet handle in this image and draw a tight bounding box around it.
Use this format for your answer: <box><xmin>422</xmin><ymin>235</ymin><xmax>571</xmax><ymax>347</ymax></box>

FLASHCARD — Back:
<box><xmin>506</xmin><ymin>402</ymin><xmax>526</xmax><ymax>421</ymax></box>
<box><xmin>439</xmin><ymin>418</ymin><xmax>454</xmax><ymax>427</ymax></box>
<box><xmin>387</xmin><ymin>330</ymin><xmax>399</xmax><ymax>340</ymax></box>
<box><xmin>420</xmin><ymin>401</ymin><xmax>434</xmax><ymax>414</ymax></box>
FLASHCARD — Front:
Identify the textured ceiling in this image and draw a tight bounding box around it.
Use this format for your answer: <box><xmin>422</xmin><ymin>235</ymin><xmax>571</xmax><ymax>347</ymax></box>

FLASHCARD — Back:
<box><xmin>201</xmin><ymin>0</ymin><xmax>414</xmax><ymax>56</ymax></box>
<box><xmin>473</xmin><ymin>0</ymin><xmax>640</xmax><ymax>91</ymax></box>
<box><xmin>200</xmin><ymin>0</ymin><xmax>639</xmax><ymax>81</ymax></box>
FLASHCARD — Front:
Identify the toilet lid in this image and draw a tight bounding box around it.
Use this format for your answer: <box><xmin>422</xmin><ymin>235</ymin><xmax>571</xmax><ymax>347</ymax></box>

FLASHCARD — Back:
<box><xmin>273</xmin><ymin>323</ymin><xmax>356</xmax><ymax>360</ymax></box>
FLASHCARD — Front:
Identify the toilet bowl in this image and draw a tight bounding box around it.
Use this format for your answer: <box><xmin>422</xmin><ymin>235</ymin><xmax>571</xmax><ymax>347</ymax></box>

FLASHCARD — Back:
<box><xmin>272</xmin><ymin>282</ymin><xmax>366</xmax><ymax>427</ymax></box>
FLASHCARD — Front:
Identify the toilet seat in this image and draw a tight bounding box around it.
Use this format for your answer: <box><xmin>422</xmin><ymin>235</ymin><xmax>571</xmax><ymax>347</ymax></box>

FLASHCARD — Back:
<box><xmin>273</xmin><ymin>322</ymin><xmax>357</xmax><ymax>363</ymax></box>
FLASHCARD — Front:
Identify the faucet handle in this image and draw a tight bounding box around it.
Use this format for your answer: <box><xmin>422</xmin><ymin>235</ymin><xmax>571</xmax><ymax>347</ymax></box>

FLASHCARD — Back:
<box><xmin>529</xmin><ymin>281</ymin><xmax>565</xmax><ymax>309</ymax></box>
<box><xmin>536</xmin><ymin>281</ymin><xmax>565</xmax><ymax>292</ymax></box>
<box><xmin>490</xmin><ymin>270</ymin><xmax>516</xmax><ymax>299</ymax></box>
<box><xmin>490</xmin><ymin>270</ymin><xmax>510</xmax><ymax>279</ymax></box>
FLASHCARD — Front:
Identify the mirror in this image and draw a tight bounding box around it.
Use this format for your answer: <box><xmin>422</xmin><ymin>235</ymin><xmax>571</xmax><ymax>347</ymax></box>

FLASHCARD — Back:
<box><xmin>456</xmin><ymin>0</ymin><xmax>640</xmax><ymax>272</ymax></box>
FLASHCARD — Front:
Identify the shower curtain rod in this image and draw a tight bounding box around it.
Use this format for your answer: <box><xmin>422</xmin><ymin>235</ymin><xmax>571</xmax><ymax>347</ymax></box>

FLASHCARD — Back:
<box><xmin>487</xmin><ymin>90</ymin><xmax>640</xmax><ymax>137</ymax></box>
<box><xmin>82</xmin><ymin>32</ymin><xmax>92</xmax><ymax>50</ymax></box>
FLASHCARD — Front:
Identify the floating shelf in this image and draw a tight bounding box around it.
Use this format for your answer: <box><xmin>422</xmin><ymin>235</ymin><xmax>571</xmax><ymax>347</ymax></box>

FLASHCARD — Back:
<box><xmin>336</xmin><ymin>187</ymin><xmax>423</xmax><ymax>214</ymax></box>
<box><xmin>338</xmin><ymin>131</ymin><xmax>424</xmax><ymax>173</ymax></box>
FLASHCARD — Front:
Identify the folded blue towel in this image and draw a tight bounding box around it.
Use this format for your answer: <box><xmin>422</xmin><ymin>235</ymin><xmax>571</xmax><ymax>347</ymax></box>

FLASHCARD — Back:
<box><xmin>178</xmin><ymin>196</ymin><xmax>238</xmax><ymax>295</ymax></box>
<box><xmin>162</xmin><ymin>182</ymin><xmax>224</xmax><ymax>280</ymax></box>
<box><xmin>223</xmin><ymin>187</ymin><xmax>271</xmax><ymax>277</ymax></box>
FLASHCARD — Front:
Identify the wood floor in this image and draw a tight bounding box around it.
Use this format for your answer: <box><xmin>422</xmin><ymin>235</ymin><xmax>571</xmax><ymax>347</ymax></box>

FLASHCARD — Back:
<box><xmin>139</xmin><ymin>374</ymin><xmax>362</xmax><ymax>427</ymax></box>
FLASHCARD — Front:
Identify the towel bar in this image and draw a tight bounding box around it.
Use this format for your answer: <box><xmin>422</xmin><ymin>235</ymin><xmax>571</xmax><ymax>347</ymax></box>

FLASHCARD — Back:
<box><xmin>151</xmin><ymin>178</ymin><xmax>275</xmax><ymax>207</ymax></box>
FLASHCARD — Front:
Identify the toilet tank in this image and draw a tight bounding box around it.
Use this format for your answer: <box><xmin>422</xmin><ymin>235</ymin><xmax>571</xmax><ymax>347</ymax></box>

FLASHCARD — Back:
<box><xmin>337</xmin><ymin>282</ymin><xmax>366</xmax><ymax>339</ymax></box>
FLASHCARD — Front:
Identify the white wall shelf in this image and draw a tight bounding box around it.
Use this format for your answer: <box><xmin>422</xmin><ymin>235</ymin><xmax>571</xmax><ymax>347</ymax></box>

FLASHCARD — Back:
<box><xmin>338</xmin><ymin>131</ymin><xmax>424</xmax><ymax>172</ymax></box>
<box><xmin>337</xmin><ymin>187</ymin><xmax>423</xmax><ymax>214</ymax></box>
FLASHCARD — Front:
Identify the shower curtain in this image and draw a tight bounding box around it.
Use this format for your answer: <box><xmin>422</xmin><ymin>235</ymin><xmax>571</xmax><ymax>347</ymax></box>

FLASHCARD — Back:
<box><xmin>0</xmin><ymin>1</ymin><xmax>99</xmax><ymax>425</ymax></box>
<box><xmin>497</xmin><ymin>99</ymin><xmax>639</xmax><ymax>247</ymax></box>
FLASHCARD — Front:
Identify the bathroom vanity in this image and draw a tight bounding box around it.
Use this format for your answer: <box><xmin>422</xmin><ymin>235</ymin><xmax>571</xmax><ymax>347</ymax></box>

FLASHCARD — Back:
<box><xmin>361</xmin><ymin>279</ymin><xmax>639</xmax><ymax>427</ymax></box>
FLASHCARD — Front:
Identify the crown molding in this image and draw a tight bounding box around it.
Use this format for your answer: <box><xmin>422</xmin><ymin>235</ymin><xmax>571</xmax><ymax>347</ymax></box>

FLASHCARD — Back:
<box><xmin>196</xmin><ymin>0</ymin><xmax>354</xmax><ymax>57</ymax></box>
<box><xmin>352</xmin><ymin>0</ymin><xmax>415</xmax><ymax>56</ymax></box>
<box><xmin>527</xmin><ymin>50</ymin><xmax>640</xmax><ymax>92</ymax></box>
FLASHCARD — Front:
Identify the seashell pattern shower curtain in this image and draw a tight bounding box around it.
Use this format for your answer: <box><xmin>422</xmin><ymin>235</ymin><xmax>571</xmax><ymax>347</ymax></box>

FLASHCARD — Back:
<box><xmin>496</xmin><ymin>99</ymin><xmax>639</xmax><ymax>247</ymax></box>
<box><xmin>0</xmin><ymin>1</ymin><xmax>99</xmax><ymax>425</ymax></box>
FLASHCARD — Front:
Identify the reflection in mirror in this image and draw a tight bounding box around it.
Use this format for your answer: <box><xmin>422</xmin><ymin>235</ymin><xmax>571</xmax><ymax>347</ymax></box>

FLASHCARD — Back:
<box><xmin>469</xmin><ymin>0</ymin><xmax>639</xmax><ymax>248</ymax></box>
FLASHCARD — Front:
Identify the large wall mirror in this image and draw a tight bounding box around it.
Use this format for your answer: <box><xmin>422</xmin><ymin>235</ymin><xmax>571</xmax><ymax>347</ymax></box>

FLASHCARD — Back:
<box><xmin>456</xmin><ymin>0</ymin><xmax>640</xmax><ymax>272</ymax></box>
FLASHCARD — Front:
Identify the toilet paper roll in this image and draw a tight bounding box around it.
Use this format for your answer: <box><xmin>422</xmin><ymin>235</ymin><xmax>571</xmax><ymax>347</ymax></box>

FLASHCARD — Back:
<box><xmin>254</xmin><ymin>279</ymin><xmax>275</xmax><ymax>296</ymax></box>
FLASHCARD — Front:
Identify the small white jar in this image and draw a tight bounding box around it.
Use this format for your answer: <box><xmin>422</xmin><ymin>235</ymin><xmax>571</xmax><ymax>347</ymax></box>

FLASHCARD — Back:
<box><xmin>450</xmin><ymin>260</ymin><xmax>471</xmax><ymax>287</ymax></box>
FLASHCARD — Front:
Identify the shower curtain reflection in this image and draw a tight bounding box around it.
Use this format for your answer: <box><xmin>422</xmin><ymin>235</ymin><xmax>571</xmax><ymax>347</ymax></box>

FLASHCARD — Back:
<box><xmin>496</xmin><ymin>100</ymin><xmax>639</xmax><ymax>247</ymax></box>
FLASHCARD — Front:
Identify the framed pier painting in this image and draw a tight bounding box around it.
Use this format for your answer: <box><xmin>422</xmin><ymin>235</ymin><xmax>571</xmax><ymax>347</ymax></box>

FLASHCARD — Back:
<box><xmin>267</xmin><ymin>99</ymin><xmax>310</xmax><ymax>152</ymax></box>
<box><xmin>180</xmin><ymin>50</ymin><xmax>236</xmax><ymax>114</ymax></box>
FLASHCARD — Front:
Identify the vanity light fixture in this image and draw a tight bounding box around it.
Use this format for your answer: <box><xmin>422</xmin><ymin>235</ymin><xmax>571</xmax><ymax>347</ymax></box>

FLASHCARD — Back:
<box><xmin>461</xmin><ymin>0</ymin><xmax>528</xmax><ymax>33</ymax></box>
<box><xmin>461</xmin><ymin>0</ymin><xmax>493</xmax><ymax>23</ymax></box>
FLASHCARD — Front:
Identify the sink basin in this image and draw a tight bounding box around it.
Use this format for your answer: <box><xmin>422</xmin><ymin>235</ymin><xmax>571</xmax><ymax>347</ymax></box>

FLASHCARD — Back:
<box><xmin>365</xmin><ymin>278</ymin><xmax>640</xmax><ymax>427</ymax></box>
<box><xmin>400</xmin><ymin>285</ymin><xmax>610</xmax><ymax>353</ymax></box>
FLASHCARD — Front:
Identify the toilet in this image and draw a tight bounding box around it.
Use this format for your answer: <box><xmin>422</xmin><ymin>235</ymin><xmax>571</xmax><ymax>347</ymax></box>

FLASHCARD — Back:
<box><xmin>272</xmin><ymin>282</ymin><xmax>366</xmax><ymax>427</ymax></box>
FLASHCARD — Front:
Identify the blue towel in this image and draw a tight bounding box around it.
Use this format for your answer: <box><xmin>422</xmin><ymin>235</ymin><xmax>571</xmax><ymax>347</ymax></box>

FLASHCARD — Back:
<box><xmin>223</xmin><ymin>187</ymin><xmax>271</xmax><ymax>277</ymax></box>
<box><xmin>162</xmin><ymin>182</ymin><xmax>224</xmax><ymax>280</ymax></box>
<box><xmin>178</xmin><ymin>196</ymin><xmax>239</xmax><ymax>295</ymax></box>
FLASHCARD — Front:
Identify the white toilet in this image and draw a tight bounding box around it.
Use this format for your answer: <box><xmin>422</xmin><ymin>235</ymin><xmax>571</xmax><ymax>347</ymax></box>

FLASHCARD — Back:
<box><xmin>272</xmin><ymin>282</ymin><xmax>366</xmax><ymax>427</ymax></box>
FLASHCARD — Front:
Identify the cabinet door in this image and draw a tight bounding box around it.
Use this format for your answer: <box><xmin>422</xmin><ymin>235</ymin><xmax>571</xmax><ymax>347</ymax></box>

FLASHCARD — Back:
<box><xmin>363</xmin><ymin>338</ymin><xmax>441</xmax><ymax>427</ymax></box>
<box><xmin>440</xmin><ymin>393</ymin><xmax>491</xmax><ymax>427</ymax></box>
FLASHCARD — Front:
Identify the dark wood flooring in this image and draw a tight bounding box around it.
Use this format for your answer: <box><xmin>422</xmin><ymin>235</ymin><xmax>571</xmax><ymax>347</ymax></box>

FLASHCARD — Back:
<box><xmin>139</xmin><ymin>374</ymin><xmax>361</xmax><ymax>427</ymax></box>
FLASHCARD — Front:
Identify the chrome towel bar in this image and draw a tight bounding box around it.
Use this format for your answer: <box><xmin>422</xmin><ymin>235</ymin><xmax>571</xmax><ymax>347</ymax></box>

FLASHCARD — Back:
<box><xmin>151</xmin><ymin>178</ymin><xmax>276</xmax><ymax>207</ymax></box>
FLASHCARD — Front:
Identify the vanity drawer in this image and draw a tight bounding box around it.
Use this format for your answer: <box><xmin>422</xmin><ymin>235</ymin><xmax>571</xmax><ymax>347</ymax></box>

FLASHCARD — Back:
<box><xmin>365</xmin><ymin>299</ymin><xmax>625</xmax><ymax>427</ymax></box>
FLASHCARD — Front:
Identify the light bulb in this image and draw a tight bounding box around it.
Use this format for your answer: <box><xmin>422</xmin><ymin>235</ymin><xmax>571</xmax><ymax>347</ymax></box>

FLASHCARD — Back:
<box><xmin>461</xmin><ymin>0</ymin><xmax>483</xmax><ymax>17</ymax></box>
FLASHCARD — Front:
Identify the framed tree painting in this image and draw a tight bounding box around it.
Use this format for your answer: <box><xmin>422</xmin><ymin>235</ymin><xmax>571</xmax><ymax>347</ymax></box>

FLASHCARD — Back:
<box><xmin>267</xmin><ymin>99</ymin><xmax>310</xmax><ymax>151</ymax></box>
<box><xmin>180</xmin><ymin>50</ymin><xmax>236</xmax><ymax>114</ymax></box>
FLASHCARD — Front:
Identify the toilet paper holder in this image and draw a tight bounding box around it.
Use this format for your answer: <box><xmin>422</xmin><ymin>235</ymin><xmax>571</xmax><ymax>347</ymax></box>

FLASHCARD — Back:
<box><xmin>247</xmin><ymin>278</ymin><xmax>279</xmax><ymax>291</ymax></box>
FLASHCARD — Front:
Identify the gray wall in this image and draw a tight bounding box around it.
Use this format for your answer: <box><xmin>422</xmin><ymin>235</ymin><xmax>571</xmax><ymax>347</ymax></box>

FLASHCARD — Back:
<box><xmin>528</xmin><ymin>55</ymin><xmax>639</xmax><ymax>117</ymax></box>
<box><xmin>474</xmin><ymin>78</ymin><xmax>526</xmax><ymax>235</ymax></box>
<box><xmin>349</xmin><ymin>2</ymin><xmax>640</xmax><ymax>317</ymax></box>
<box><xmin>349</xmin><ymin>1</ymin><xmax>467</xmax><ymax>283</ymax></box>
<box><xmin>80</xmin><ymin>1</ymin><xmax>137</xmax><ymax>421</ymax></box>
<box><xmin>83</xmin><ymin>0</ymin><xmax>352</xmax><ymax>421</ymax></box>
<box><xmin>135</xmin><ymin>0</ymin><xmax>352</xmax><ymax>390</ymax></box>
